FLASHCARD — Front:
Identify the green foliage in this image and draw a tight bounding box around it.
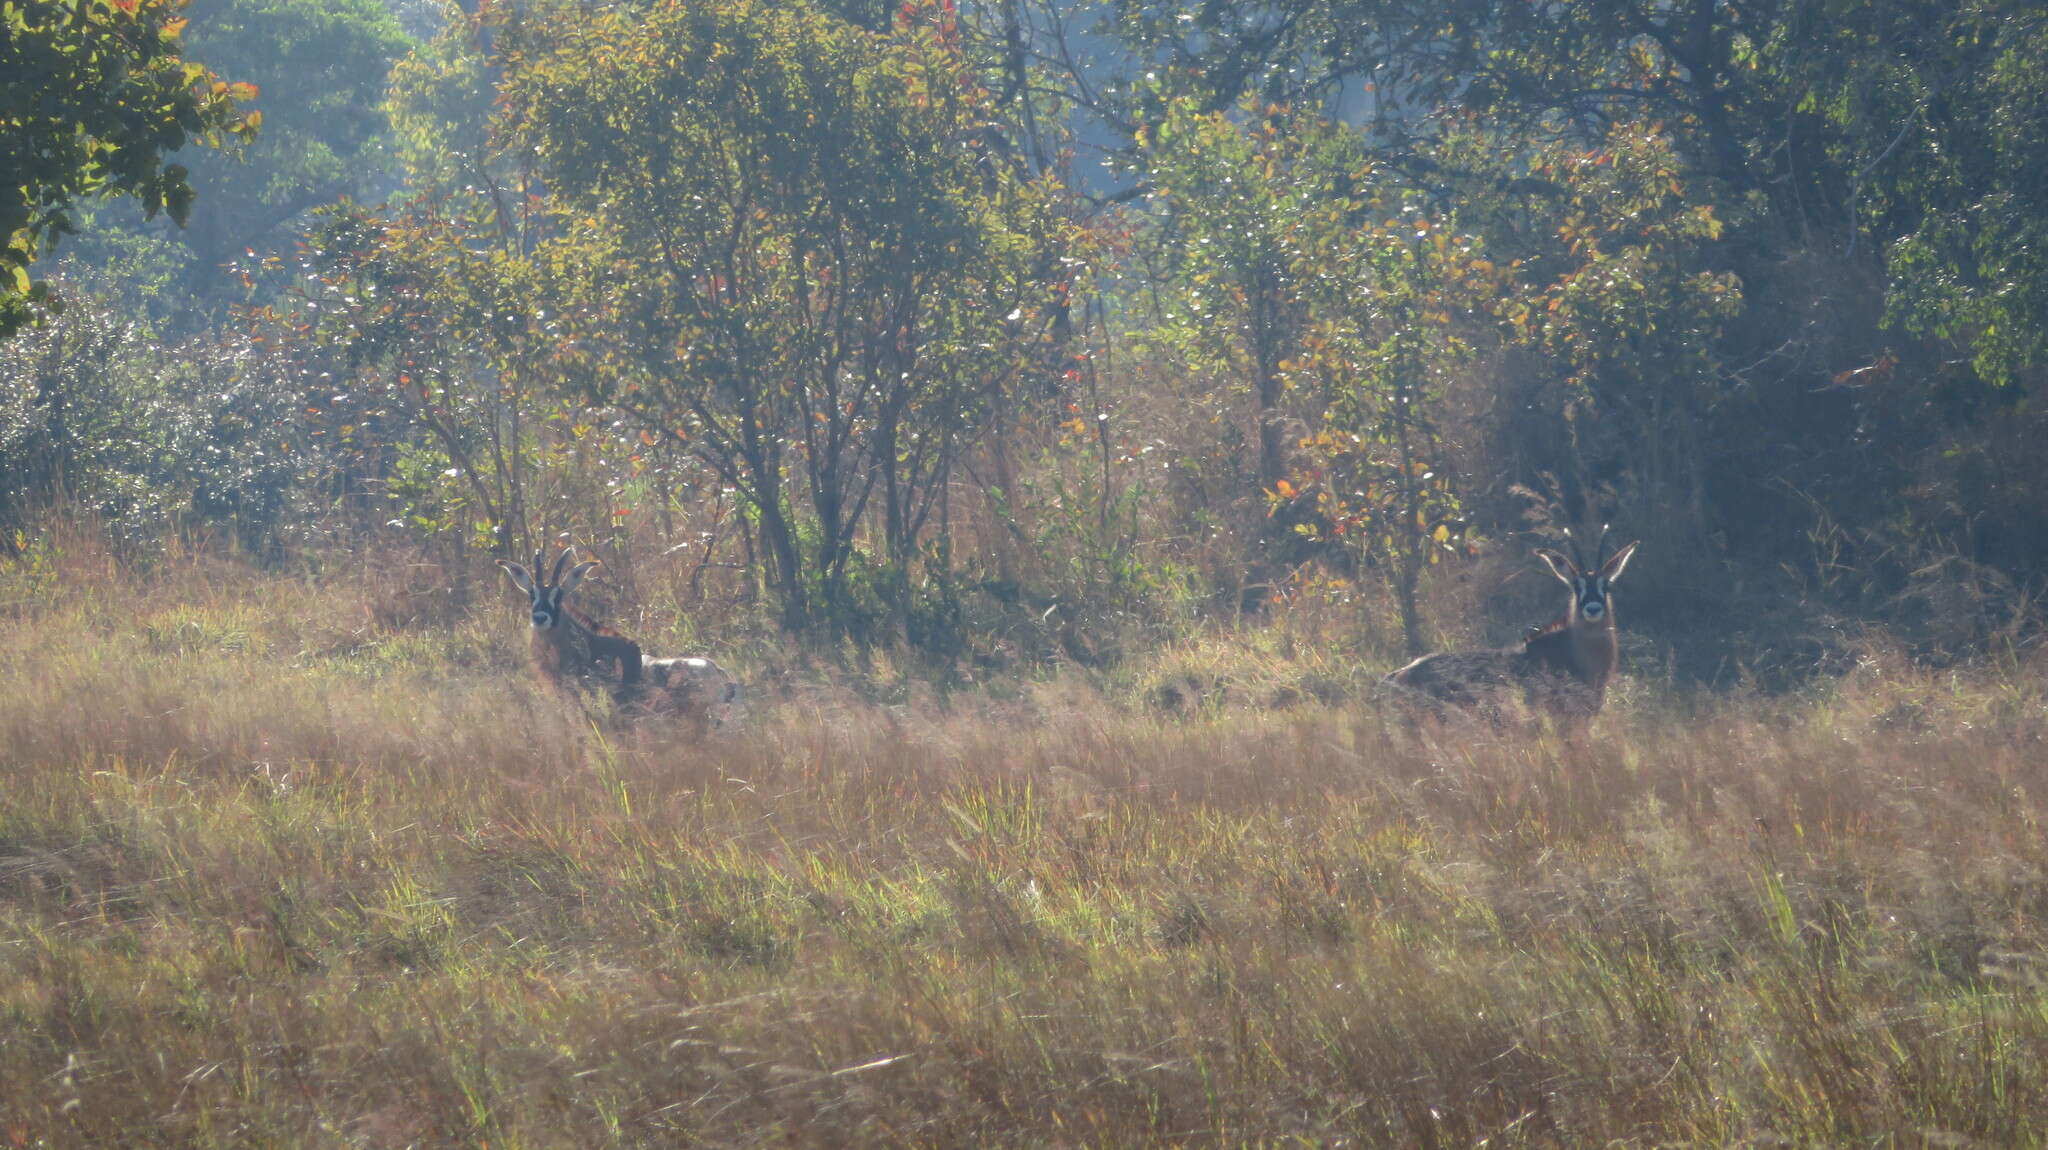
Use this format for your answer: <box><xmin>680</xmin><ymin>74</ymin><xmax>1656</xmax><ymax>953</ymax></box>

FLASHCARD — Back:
<box><xmin>286</xmin><ymin>197</ymin><xmax>560</xmax><ymax>556</ymax></box>
<box><xmin>1</xmin><ymin>0</ymin><xmax>254</xmax><ymax>336</ymax></box>
<box><xmin>1835</xmin><ymin>8</ymin><xmax>2048</xmax><ymax>387</ymax></box>
<box><xmin>1138</xmin><ymin>96</ymin><xmax>1354</xmax><ymax>492</ymax></box>
<box><xmin>382</xmin><ymin>0</ymin><xmax>498</xmax><ymax>196</ymax></box>
<box><xmin>1500</xmin><ymin>126</ymin><xmax>1740</xmax><ymax>392</ymax></box>
<box><xmin>1495</xmin><ymin>124</ymin><xmax>1744</xmax><ymax>558</ymax></box>
<box><xmin>1385</xmin><ymin>1</ymin><xmax>2048</xmax><ymax>389</ymax></box>
<box><xmin>1104</xmin><ymin>0</ymin><xmax>2048</xmax><ymax>652</ymax></box>
<box><xmin>504</xmin><ymin>0</ymin><xmax>1083</xmax><ymax>639</ymax></box>
<box><xmin>1285</xmin><ymin>157</ymin><xmax>1487</xmax><ymax>653</ymax></box>
<box><xmin>281</xmin><ymin>0</ymin><xmax>591</xmax><ymax>561</ymax></box>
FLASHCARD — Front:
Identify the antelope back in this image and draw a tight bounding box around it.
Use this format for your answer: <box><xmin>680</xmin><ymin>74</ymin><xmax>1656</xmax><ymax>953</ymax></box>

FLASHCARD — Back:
<box><xmin>547</xmin><ymin>610</ymin><xmax>644</xmax><ymax>687</ymax></box>
<box><xmin>638</xmin><ymin>656</ymin><xmax>742</xmax><ymax>732</ymax></box>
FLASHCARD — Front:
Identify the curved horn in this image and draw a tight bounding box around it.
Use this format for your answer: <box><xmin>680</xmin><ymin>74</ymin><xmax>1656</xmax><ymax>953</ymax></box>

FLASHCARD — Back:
<box><xmin>550</xmin><ymin>545</ymin><xmax>575</xmax><ymax>587</ymax></box>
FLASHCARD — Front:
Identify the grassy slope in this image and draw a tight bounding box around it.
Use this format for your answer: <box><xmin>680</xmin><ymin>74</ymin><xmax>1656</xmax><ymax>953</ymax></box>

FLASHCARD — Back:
<box><xmin>4</xmin><ymin>562</ymin><xmax>2048</xmax><ymax>1146</ymax></box>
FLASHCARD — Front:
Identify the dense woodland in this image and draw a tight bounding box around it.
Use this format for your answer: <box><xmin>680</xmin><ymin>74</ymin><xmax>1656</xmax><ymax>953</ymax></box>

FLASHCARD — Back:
<box><xmin>9</xmin><ymin>0</ymin><xmax>2048</xmax><ymax>682</ymax></box>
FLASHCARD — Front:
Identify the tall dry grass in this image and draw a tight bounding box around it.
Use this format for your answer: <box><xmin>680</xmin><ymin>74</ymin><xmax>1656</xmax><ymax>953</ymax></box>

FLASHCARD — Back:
<box><xmin>3</xmin><ymin>556</ymin><xmax>2048</xmax><ymax>1146</ymax></box>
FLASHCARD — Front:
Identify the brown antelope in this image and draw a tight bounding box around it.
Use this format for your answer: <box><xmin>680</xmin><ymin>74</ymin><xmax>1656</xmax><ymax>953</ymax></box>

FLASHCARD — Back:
<box><xmin>497</xmin><ymin>547</ymin><xmax>739</xmax><ymax>729</ymax></box>
<box><xmin>1384</xmin><ymin>527</ymin><xmax>1639</xmax><ymax>726</ymax></box>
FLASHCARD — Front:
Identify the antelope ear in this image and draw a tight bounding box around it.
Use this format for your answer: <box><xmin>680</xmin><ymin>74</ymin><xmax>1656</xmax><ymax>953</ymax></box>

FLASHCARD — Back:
<box><xmin>558</xmin><ymin>560</ymin><xmax>601</xmax><ymax>596</ymax></box>
<box><xmin>1534</xmin><ymin>548</ymin><xmax>1579</xmax><ymax>584</ymax></box>
<box><xmin>1598</xmin><ymin>541</ymin><xmax>1639</xmax><ymax>583</ymax></box>
<box><xmin>497</xmin><ymin>560</ymin><xmax>535</xmax><ymax>595</ymax></box>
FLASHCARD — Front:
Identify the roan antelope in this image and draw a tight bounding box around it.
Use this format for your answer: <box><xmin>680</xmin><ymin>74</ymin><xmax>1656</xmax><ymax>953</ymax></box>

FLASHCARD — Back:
<box><xmin>497</xmin><ymin>547</ymin><xmax>739</xmax><ymax>730</ymax></box>
<box><xmin>1384</xmin><ymin>527</ymin><xmax>1639</xmax><ymax>726</ymax></box>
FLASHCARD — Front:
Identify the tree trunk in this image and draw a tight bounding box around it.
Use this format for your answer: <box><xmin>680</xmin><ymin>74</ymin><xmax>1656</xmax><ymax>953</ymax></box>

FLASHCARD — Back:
<box><xmin>877</xmin><ymin>406</ymin><xmax>916</xmax><ymax>648</ymax></box>
<box><xmin>1253</xmin><ymin>282</ymin><xmax>1287</xmax><ymax>491</ymax></box>
<box><xmin>741</xmin><ymin>430</ymin><xmax>806</xmax><ymax>632</ymax></box>
<box><xmin>1393</xmin><ymin>373</ymin><xmax>1426</xmax><ymax>656</ymax></box>
<box><xmin>756</xmin><ymin>491</ymin><xmax>806</xmax><ymax>634</ymax></box>
<box><xmin>1396</xmin><ymin>553</ymin><xmax>1425</xmax><ymax>657</ymax></box>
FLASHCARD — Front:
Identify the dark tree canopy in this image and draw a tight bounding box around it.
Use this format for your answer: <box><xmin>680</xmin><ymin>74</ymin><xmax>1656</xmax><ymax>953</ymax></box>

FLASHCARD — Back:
<box><xmin>171</xmin><ymin>0</ymin><xmax>409</xmax><ymax>289</ymax></box>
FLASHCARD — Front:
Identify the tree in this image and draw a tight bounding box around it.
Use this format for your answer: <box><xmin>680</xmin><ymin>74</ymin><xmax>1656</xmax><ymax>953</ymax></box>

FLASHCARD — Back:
<box><xmin>1112</xmin><ymin>0</ymin><xmax>2048</xmax><ymax>390</ymax></box>
<box><xmin>1288</xmin><ymin>159</ymin><xmax>1486</xmax><ymax>655</ymax></box>
<box><xmin>2</xmin><ymin>0</ymin><xmax>254</xmax><ymax>337</ymax></box>
<box><xmin>282</xmin><ymin>198</ymin><xmax>556</xmax><ymax>559</ymax></box>
<box><xmin>269</xmin><ymin>3</ymin><xmax>558</xmax><ymax>561</ymax></box>
<box><xmin>1498</xmin><ymin>125</ymin><xmax>1742</xmax><ymax>554</ymax></box>
<box><xmin>1835</xmin><ymin>7</ymin><xmax>2048</xmax><ymax>388</ymax></box>
<box><xmin>1138</xmin><ymin>95</ymin><xmax>1343</xmax><ymax>496</ymax></box>
<box><xmin>501</xmin><ymin>0</ymin><xmax>1080</xmax><ymax>640</ymax></box>
<box><xmin>383</xmin><ymin>0</ymin><xmax>506</xmax><ymax>203</ymax></box>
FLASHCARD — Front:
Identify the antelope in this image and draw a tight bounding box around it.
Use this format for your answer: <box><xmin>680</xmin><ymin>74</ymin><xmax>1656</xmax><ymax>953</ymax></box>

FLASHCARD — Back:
<box><xmin>497</xmin><ymin>547</ymin><xmax>739</xmax><ymax>730</ymax></box>
<box><xmin>1384</xmin><ymin>527</ymin><xmax>1639</xmax><ymax>726</ymax></box>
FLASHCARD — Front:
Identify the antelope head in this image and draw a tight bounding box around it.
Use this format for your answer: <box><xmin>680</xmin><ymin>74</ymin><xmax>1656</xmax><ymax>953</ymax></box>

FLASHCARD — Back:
<box><xmin>1533</xmin><ymin>525</ymin><xmax>1639</xmax><ymax>626</ymax></box>
<box><xmin>497</xmin><ymin>546</ymin><xmax>600</xmax><ymax>632</ymax></box>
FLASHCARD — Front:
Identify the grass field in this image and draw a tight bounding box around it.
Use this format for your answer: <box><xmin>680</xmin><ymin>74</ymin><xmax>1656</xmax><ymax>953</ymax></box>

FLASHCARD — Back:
<box><xmin>4</xmin><ymin>557</ymin><xmax>2048</xmax><ymax>1146</ymax></box>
